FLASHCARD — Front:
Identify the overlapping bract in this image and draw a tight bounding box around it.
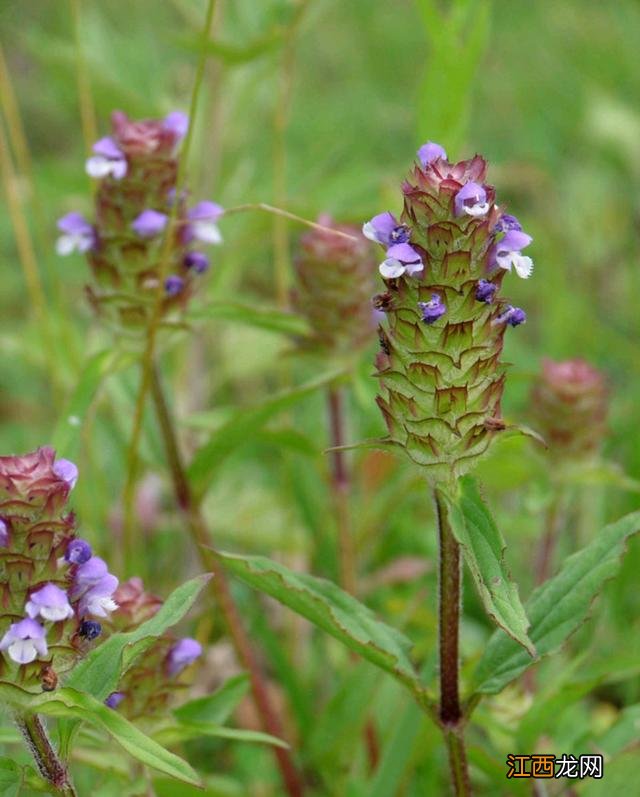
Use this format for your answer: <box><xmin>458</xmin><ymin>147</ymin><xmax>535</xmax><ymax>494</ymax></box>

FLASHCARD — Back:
<box><xmin>368</xmin><ymin>146</ymin><xmax>532</xmax><ymax>481</ymax></box>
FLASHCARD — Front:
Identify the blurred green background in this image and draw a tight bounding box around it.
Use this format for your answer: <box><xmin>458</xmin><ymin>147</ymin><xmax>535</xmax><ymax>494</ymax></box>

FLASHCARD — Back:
<box><xmin>1</xmin><ymin>1</ymin><xmax>640</xmax><ymax>794</ymax></box>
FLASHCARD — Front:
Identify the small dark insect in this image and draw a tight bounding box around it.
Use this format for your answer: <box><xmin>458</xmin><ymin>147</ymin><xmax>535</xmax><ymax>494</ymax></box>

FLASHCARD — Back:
<box><xmin>372</xmin><ymin>292</ymin><xmax>394</xmax><ymax>312</ymax></box>
<box><xmin>378</xmin><ymin>329</ymin><xmax>391</xmax><ymax>355</ymax></box>
<box><xmin>40</xmin><ymin>665</ymin><xmax>58</xmax><ymax>692</ymax></box>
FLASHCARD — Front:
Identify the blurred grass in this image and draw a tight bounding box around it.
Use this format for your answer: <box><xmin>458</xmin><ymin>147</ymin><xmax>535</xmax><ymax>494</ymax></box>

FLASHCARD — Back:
<box><xmin>1</xmin><ymin>0</ymin><xmax>640</xmax><ymax>792</ymax></box>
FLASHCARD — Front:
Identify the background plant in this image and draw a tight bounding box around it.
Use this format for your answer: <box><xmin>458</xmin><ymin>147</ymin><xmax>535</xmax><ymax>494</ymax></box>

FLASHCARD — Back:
<box><xmin>1</xmin><ymin>0</ymin><xmax>640</xmax><ymax>795</ymax></box>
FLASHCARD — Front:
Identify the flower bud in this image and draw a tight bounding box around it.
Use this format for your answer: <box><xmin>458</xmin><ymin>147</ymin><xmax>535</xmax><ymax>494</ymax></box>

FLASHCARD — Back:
<box><xmin>293</xmin><ymin>215</ymin><xmax>377</xmax><ymax>354</ymax></box>
<box><xmin>530</xmin><ymin>358</ymin><xmax>608</xmax><ymax>459</ymax></box>
<box><xmin>368</xmin><ymin>145</ymin><xmax>533</xmax><ymax>481</ymax></box>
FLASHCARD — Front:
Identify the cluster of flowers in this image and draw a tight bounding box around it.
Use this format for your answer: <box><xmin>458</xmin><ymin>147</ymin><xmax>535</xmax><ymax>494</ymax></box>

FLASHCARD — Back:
<box><xmin>366</xmin><ymin>142</ymin><xmax>534</xmax><ymax>479</ymax></box>
<box><xmin>102</xmin><ymin>578</ymin><xmax>202</xmax><ymax>718</ymax></box>
<box><xmin>0</xmin><ymin>449</ymin><xmax>118</xmax><ymax>685</ymax></box>
<box><xmin>56</xmin><ymin>111</ymin><xmax>224</xmax><ymax>331</ymax></box>
<box><xmin>293</xmin><ymin>214</ymin><xmax>376</xmax><ymax>354</ymax></box>
<box><xmin>364</xmin><ymin>141</ymin><xmax>532</xmax><ymax>330</ymax></box>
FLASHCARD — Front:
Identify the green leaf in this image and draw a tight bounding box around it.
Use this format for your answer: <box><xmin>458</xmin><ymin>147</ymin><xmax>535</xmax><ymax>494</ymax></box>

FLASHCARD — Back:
<box><xmin>0</xmin><ymin>758</ymin><xmax>23</xmax><ymax>796</ymax></box>
<box><xmin>155</xmin><ymin>723</ymin><xmax>288</xmax><ymax>748</ymax></box>
<box><xmin>58</xmin><ymin>575</ymin><xmax>210</xmax><ymax>752</ymax></box>
<box><xmin>174</xmin><ymin>674</ymin><xmax>249</xmax><ymax>725</ymax></box>
<box><xmin>445</xmin><ymin>477</ymin><xmax>534</xmax><ymax>655</ymax></box>
<box><xmin>473</xmin><ymin>511</ymin><xmax>640</xmax><ymax>694</ymax></box>
<box><xmin>0</xmin><ymin>685</ymin><xmax>199</xmax><ymax>786</ymax></box>
<box><xmin>217</xmin><ymin>551</ymin><xmax>425</xmax><ymax>700</ymax></box>
<box><xmin>188</xmin><ymin>301</ymin><xmax>310</xmax><ymax>337</ymax></box>
<box><xmin>188</xmin><ymin>370</ymin><xmax>345</xmax><ymax>499</ymax></box>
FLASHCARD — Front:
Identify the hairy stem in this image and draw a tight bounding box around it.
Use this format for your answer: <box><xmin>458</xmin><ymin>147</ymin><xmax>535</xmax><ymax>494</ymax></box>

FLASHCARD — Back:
<box><xmin>14</xmin><ymin>713</ymin><xmax>77</xmax><ymax>796</ymax></box>
<box><xmin>434</xmin><ymin>488</ymin><xmax>471</xmax><ymax>796</ymax></box>
<box><xmin>149</xmin><ymin>363</ymin><xmax>306</xmax><ymax>797</ymax></box>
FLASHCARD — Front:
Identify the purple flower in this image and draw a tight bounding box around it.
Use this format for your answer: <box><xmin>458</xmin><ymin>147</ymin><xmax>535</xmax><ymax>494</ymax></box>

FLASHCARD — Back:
<box><xmin>73</xmin><ymin>556</ymin><xmax>109</xmax><ymax>592</ymax></box>
<box><xmin>26</xmin><ymin>583</ymin><xmax>74</xmax><ymax>622</ymax></box>
<box><xmin>417</xmin><ymin>141</ymin><xmax>447</xmax><ymax>167</ymax></box>
<box><xmin>166</xmin><ymin>637</ymin><xmax>202</xmax><ymax>676</ymax></box>
<box><xmin>475</xmin><ymin>279</ymin><xmax>498</xmax><ymax>304</ymax></box>
<box><xmin>105</xmin><ymin>692</ymin><xmax>125</xmax><ymax>709</ymax></box>
<box><xmin>164</xmin><ymin>275</ymin><xmax>184</xmax><ymax>296</ymax></box>
<box><xmin>0</xmin><ymin>519</ymin><xmax>8</xmax><ymax>548</ymax></box>
<box><xmin>56</xmin><ymin>212</ymin><xmax>96</xmax><ymax>256</ymax></box>
<box><xmin>184</xmin><ymin>251</ymin><xmax>210</xmax><ymax>274</ymax></box>
<box><xmin>131</xmin><ymin>209</ymin><xmax>168</xmax><ymax>238</ymax></box>
<box><xmin>379</xmin><ymin>243</ymin><xmax>424</xmax><ymax>279</ymax></box>
<box><xmin>163</xmin><ymin>111</ymin><xmax>189</xmax><ymax>141</ymax></box>
<box><xmin>53</xmin><ymin>458</ymin><xmax>78</xmax><ymax>489</ymax></box>
<box><xmin>65</xmin><ymin>538</ymin><xmax>92</xmax><ymax>565</ymax></box>
<box><xmin>184</xmin><ymin>201</ymin><xmax>224</xmax><ymax>245</ymax></box>
<box><xmin>454</xmin><ymin>181</ymin><xmax>490</xmax><ymax>217</ymax></box>
<box><xmin>362</xmin><ymin>212</ymin><xmax>410</xmax><ymax>247</ymax></box>
<box><xmin>494</xmin><ymin>214</ymin><xmax>522</xmax><ymax>233</ymax></box>
<box><xmin>86</xmin><ymin>137</ymin><xmax>127</xmax><ymax>180</ymax></box>
<box><xmin>78</xmin><ymin>574</ymin><xmax>119</xmax><ymax>618</ymax></box>
<box><xmin>490</xmin><ymin>229</ymin><xmax>533</xmax><ymax>279</ymax></box>
<box><xmin>79</xmin><ymin>620</ymin><xmax>102</xmax><ymax>640</ymax></box>
<box><xmin>418</xmin><ymin>294</ymin><xmax>446</xmax><ymax>325</ymax></box>
<box><xmin>0</xmin><ymin>618</ymin><xmax>48</xmax><ymax>664</ymax></box>
<box><xmin>493</xmin><ymin>305</ymin><xmax>527</xmax><ymax>327</ymax></box>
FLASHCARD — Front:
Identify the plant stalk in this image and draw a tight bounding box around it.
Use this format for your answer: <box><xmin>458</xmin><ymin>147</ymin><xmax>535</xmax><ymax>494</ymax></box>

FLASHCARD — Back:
<box><xmin>14</xmin><ymin>713</ymin><xmax>77</xmax><ymax>796</ymax></box>
<box><xmin>434</xmin><ymin>488</ymin><xmax>471</xmax><ymax>796</ymax></box>
<box><xmin>149</xmin><ymin>363</ymin><xmax>306</xmax><ymax>797</ymax></box>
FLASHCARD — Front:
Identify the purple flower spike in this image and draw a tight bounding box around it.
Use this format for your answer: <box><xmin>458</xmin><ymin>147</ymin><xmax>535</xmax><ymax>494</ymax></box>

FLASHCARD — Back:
<box><xmin>26</xmin><ymin>583</ymin><xmax>74</xmax><ymax>622</ymax></box>
<box><xmin>184</xmin><ymin>201</ymin><xmax>224</xmax><ymax>245</ymax></box>
<box><xmin>65</xmin><ymin>538</ymin><xmax>92</xmax><ymax>565</ymax></box>
<box><xmin>56</xmin><ymin>212</ymin><xmax>96</xmax><ymax>256</ymax></box>
<box><xmin>0</xmin><ymin>618</ymin><xmax>48</xmax><ymax>664</ymax></box>
<box><xmin>454</xmin><ymin>181</ymin><xmax>489</xmax><ymax>217</ymax></box>
<box><xmin>53</xmin><ymin>458</ymin><xmax>78</xmax><ymax>489</ymax></box>
<box><xmin>184</xmin><ymin>251</ymin><xmax>210</xmax><ymax>274</ymax></box>
<box><xmin>0</xmin><ymin>519</ymin><xmax>8</xmax><ymax>548</ymax></box>
<box><xmin>494</xmin><ymin>214</ymin><xmax>522</xmax><ymax>233</ymax></box>
<box><xmin>475</xmin><ymin>279</ymin><xmax>498</xmax><ymax>304</ymax></box>
<box><xmin>164</xmin><ymin>275</ymin><xmax>185</xmax><ymax>296</ymax></box>
<box><xmin>418</xmin><ymin>294</ymin><xmax>446</xmax><ymax>325</ymax></box>
<box><xmin>86</xmin><ymin>136</ymin><xmax>127</xmax><ymax>180</ymax></box>
<box><xmin>131</xmin><ymin>209</ymin><xmax>168</xmax><ymax>238</ymax></box>
<box><xmin>163</xmin><ymin>111</ymin><xmax>189</xmax><ymax>141</ymax></box>
<box><xmin>490</xmin><ymin>229</ymin><xmax>533</xmax><ymax>279</ymax></box>
<box><xmin>166</xmin><ymin>637</ymin><xmax>202</xmax><ymax>676</ymax></box>
<box><xmin>493</xmin><ymin>305</ymin><xmax>527</xmax><ymax>327</ymax></box>
<box><xmin>79</xmin><ymin>620</ymin><xmax>102</xmax><ymax>640</ymax></box>
<box><xmin>417</xmin><ymin>141</ymin><xmax>447</xmax><ymax>167</ymax></box>
<box><xmin>379</xmin><ymin>243</ymin><xmax>423</xmax><ymax>279</ymax></box>
<box><xmin>105</xmin><ymin>692</ymin><xmax>125</xmax><ymax>709</ymax></box>
<box><xmin>79</xmin><ymin>573</ymin><xmax>119</xmax><ymax>618</ymax></box>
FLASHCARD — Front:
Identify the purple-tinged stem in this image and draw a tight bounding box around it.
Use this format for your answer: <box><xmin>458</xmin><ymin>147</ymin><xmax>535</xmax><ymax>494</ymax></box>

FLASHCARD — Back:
<box><xmin>14</xmin><ymin>713</ymin><xmax>77</xmax><ymax>796</ymax></box>
<box><xmin>149</xmin><ymin>363</ymin><xmax>306</xmax><ymax>797</ymax></box>
<box><xmin>434</xmin><ymin>488</ymin><xmax>472</xmax><ymax>796</ymax></box>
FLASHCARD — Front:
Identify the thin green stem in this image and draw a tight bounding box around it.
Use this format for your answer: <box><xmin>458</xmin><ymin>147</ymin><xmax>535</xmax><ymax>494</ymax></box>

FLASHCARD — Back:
<box><xmin>224</xmin><ymin>203</ymin><xmax>359</xmax><ymax>242</ymax></box>
<box><xmin>70</xmin><ymin>0</ymin><xmax>98</xmax><ymax>154</ymax></box>
<box><xmin>122</xmin><ymin>0</ymin><xmax>216</xmax><ymax>566</ymax></box>
<box><xmin>434</xmin><ymin>487</ymin><xmax>472</xmax><ymax>796</ymax></box>
<box><xmin>14</xmin><ymin>713</ymin><xmax>77</xmax><ymax>796</ymax></box>
<box><xmin>149</xmin><ymin>362</ymin><xmax>306</xmax><ymax>797</ymax></box>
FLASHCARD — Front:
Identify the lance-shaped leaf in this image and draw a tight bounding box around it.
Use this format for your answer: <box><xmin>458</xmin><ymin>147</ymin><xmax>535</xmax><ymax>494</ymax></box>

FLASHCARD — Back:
<box><xmin>444</xmin><ymin>477</ymin><xmax>534</xmax><ymax>656</ymax></box>
<box><xmin>473</xmin><ymin>510</ymin><xmax>640</xmax><ymax>694</ymax></box>
<box><xmin>0</xmin><ymin>684</ymin><xmax>199</xmax><ymax>786</ymax></box>
<box><xmin>217</xmin><ymin>552</ymin><xmax>425</xmax><ymax>700</ymax></box>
